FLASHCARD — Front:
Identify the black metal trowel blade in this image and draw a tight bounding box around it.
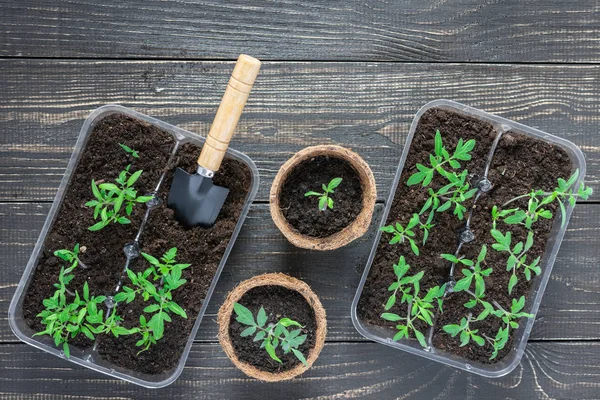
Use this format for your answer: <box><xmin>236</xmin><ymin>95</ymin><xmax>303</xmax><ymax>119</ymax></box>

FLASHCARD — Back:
<box><xmin>167</xmin><ymin>167</ymin><xmax>229</xmax><ymax>229</ymax></box>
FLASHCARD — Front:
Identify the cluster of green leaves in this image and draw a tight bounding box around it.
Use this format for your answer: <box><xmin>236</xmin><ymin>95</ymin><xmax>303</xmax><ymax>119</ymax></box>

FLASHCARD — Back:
<box><xmin>233</xmin><ymin>303</ymin><xmax>308</xmax><ymax>366</ymax></box>
<box><xmin>407</xmin><ymin>132</ymin><xmax>477</xmax><ymax>221</ymax></box>
<box><xmin>407</xmin><ymin>130</ymin><xmax>476</xmax><ymax>186</ymax></box>
<box><xmin>486</xmin><ymin>297</ymin><xmax>533</xmax><ymax>359</ymax></box>
<box><xmin>443</xmin><ymin>314</ymin><xmax>485</xmax><ymax>347</ymax></box>
<box><xmin>381</xmin><ymin>132</ymin><xmax>477</xmax><ymax>257</ymax></box>
<box><xmin>304</xmin><ymin>177</ymin><xmax>342</xmax><ymax>212</ymax></box>
<box><xmin>380</xmin><ymin>256</ymin><xmax>445</xmax><ymax>348</ymax></box>
<box><xmin>441</xmin><ymin>245</ymin><xmax>534</xmax><ymax>359</ymax></box>
<box><xmin>35</xmin><ymin>245</ymin><xmax>136</xmax><ymax>358</ymax></box>
<box><xmin>491</xmin><ymin>229</ymin><xmax>540</xmax><ymax>294</ymax></box>
<box><xmin>495</xmin><ymin>169</ymin><xmax>592</xmax><ymax>230</ymax></box>
<box><xmin>419</xmin><ymin>169</ymin><xmax>478</xmax><ymax>221</ymax></box>
<box><xmin>443</xmin><ymin>297</ymin><xmax>533</xmax><ymax>359</ymax></box>
<box><xmin>119</xmin><ymin>143</ymin><xmax>140</xmax><ymax>159</ymax></box>
<box><xmin>114</xmin><ymin>248</ymin><xmax>190</xmax><ymax>353</ymax></box>
<box><xmin>380</xmin><ymin>214</ymin><xmax>421</xmax><ymax>255</ymax></box>
<box><xmin>86</xmin><ymin>165</ymin><xmax>153</xmax><ymax>231</ymax></box>
<box><xmin>442</xmin><ymin>245</ymin><xmax>491</xmax><ymax>299</ymax></box>
<box><xmin>462</xmin><ymin>170</ymin><xmax>593</xmax><ymax>358</ymax></box>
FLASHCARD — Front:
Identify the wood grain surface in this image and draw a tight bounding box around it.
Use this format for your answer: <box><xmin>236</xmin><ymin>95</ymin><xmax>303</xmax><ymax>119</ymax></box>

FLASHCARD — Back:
<box><xmin>2</xmin><ymin>60</ymin><xmax>600</xmax><ymax>202</ymax></box>
<box><xmin>1</xmin><ymin>0</ymin><xmax>599</xmax><ymax>63</ymax></box>
<box><xmin>1</xmin><ymin>342</ymin><xmax>600</xmax><ymax>399</ymax></box>
<box><xmin>2</xmin><ymin>1</ymin><xmax>600</xmax><ymax>398</ymax></box>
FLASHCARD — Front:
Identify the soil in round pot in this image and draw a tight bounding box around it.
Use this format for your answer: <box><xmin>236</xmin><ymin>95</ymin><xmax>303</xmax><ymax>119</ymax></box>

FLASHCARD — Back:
<box><xmin>357</xmin><ymin>107</ymin><xmax>576</xmax><ymax>364</ymax></box>
<box><xmin>218</xmin><ymin>274</ymin><xmax>327</xmax><ymax>381</ymax></box>
<box><xmin>279</xmin><ymin>155</ymin><xmax>363</xmax><ymax>238</ymax></box>
<box><xmin>21</xmin><ymin>114</ymin><xmax>252</xmax><ymax>374</ymax></box>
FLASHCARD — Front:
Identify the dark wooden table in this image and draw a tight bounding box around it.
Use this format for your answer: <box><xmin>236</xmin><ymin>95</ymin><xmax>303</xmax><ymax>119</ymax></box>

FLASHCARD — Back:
<box><xmin>1</xmin><ymin>1</ymin><xmax>600</xmax><ymax>399</ymax></box>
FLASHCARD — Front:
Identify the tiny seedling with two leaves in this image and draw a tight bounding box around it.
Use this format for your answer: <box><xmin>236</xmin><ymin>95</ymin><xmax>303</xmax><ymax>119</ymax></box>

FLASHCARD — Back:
<box><xmin>119</xmin><ymin>143</ymin><xmax>140</xmax><ymax>159</ymax></box>
<box><xmin>304</xmin><ymin>177</ymin><xmax>342</xmax><ymax>212</ymax></box>
<box><xmin>233</xmin><ymin>303</ymin><xmax>309</xmax><ymax>366</ymax></box>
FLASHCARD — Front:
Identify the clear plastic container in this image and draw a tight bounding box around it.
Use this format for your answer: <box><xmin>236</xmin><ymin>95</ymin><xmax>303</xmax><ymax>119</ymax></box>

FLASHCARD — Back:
<box><xmin>351</xmin><ymin>99</ymin><xmax>586</xmax><ymax>378</ymax></box>
<box><xmin>8</xmin><ymin>105</ymin><xmax>260</xmax><ymax>388</ymax></box>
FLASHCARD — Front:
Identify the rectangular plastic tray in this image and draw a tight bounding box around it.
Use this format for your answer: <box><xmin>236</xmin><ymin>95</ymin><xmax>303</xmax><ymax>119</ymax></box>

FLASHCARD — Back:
<box><xmin>9</xmin><ymin>105</ymin><xmax>260</xmax><ymax>388</ymax></box>
<box><xmin>351</xmin><ymin>99</ymin><xmax>586</xmax><ymax>378</ymax></box>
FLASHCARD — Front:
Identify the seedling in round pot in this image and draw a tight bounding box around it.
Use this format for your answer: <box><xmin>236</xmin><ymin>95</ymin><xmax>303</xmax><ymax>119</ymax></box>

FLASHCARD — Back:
<box><xmin>352</xmin><ymin>100</ymin><xmax>591</xmax><ymax>378</ymax></box>
<box><xmin>270</xmin><ymin>145</ymin><xmax>377</xmax><ymax>251</ymax></box>
<box><xmin>218</xmin><ymin>273</ymin><xmax>327</xmax><ymax>382</ymax></box>
<box><xmin>9</xmin><ymin>55</ymin><xmax>261</xmax><ymax>388</ymax></box>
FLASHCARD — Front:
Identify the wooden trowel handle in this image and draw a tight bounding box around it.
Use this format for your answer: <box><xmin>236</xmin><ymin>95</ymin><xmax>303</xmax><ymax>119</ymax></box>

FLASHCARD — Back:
<box><xmin>197</xmin><ymin>54</ymin><xmax>261</xmax><ymax>172</ymax></box>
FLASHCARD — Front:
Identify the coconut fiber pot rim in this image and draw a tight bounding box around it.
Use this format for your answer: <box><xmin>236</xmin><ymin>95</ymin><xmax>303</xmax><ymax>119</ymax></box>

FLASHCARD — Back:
<box><xmin>217</xmin><ymin>273</ymin><xmax>327</xmax><ymax>382</ymax></box>
<box><xmin>269</xmin><ymin>145</ymin><xmax>377</xmax><ymax>251</ymax></box>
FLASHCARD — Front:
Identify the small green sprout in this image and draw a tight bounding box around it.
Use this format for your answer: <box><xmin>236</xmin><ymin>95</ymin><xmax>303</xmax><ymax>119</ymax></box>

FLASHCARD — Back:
<box><xmin>114</xmin><ymin>248</ymin><xmax>190</xmax><ymax>353</ymax></box>
<box><xmin>381</xmin><ymin>256</ymin><xmax>445</xmax><ymax>348</ymax></box>
<box><xmin>490</xmin><ymin>229</ymin><xmax>540</xmax><ymax>294</ymax></box>
<box><xmin>443</xmin><ymin>314</ymin><xmax>485</xmax><ymax>347</ymax></box>
<box><xmin>304</xmin><ymin>177</ymin><xmax>342</xmax><ymax>211</ymax></box>
<box><xmin>233</xmin><ymin>303</ymin><xmax>308</xmax><ymax>366</ymax></box>
<box><xmin>119</xmin><ymin>143</ymin><xmax>140</xmax><ymax>158</ymax></box>
<box><xmin>85</xmin><ymin>166</ymin><xmax>153</xmax><ymax>231</ymax></box>
<box><xmin>380</xmin><ymin>213</ymin><xmax>420</xmax><ymax>255</ymax></box>
<box><xmin>54</xmin><ymin>243</ymin><xmax>87</xmax><ymax>270</ymax></box>
<box><xmin>442</xmin><ymin>245</ymin><xmax>492</xmax><ymax>298</ymax></box>
<box><xmin>407</xmin><ymin>130</ymin><xmax>476</xmax><ymax>186</ymax></box>
<box><xmin>486</xmin><ymin>297</ymin><xmax>533</xmax><ymax>359</ymax></box>
<box><xmin>417</xmin><ymin>212</ymin><xmax>435</xmax><ymax>245</ymax></box>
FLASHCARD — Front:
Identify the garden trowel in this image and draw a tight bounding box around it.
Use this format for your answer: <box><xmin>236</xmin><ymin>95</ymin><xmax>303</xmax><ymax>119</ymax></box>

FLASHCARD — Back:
<box><xmin>168</xmin><ymin>54</ymin><xmax>261</xmax><ymax>228</ymax></box>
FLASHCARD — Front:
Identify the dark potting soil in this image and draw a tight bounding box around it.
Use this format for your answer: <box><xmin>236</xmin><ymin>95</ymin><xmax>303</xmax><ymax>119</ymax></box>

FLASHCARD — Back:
<box><xmin>21</xmin><ymin>114</ymin><xmax>252</xmax><ymax>375</ymax></box>
<box><xmin>279</xmin><ymin>155</ymin><xmax>363</xmax><ymax>238</ymax></box>
<box><xmin>228</xmin><ymin>285</ymin><xmax>317</xmax><ymax>373</ymax></box>
<box><xmin>357</xmin><ymin>107</ymin><xmax>573</xmax><ymax>363</ymax></box>
<box><xmin>22</xmin><ymin>114</ymin><xmax>175</xmax><ymax>349</ymax></box>
<box><xmin>97</xmin><ymin>143</ymin><xmax>251</xmax><ymax>375</ymax></box>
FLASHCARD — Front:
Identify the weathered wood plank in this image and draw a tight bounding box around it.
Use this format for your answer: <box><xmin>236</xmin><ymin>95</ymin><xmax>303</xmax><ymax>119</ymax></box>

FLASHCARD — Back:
<box><xmin>1</xmin><ymin>0</ymin><xmax>599</xmax><ymax>63</ymax></box>
<box><xmin>1</xmin><ymin>60</ymin><xmax>600</xmax><ymax>202</ymax></box>
<box><xmin>2</xmin><ymin>203</ymin><xmax>599</xmax><ymax>343</ymax></box>
<box><xmin>1</xmin><ymin>341</ymin><xmax>599</xmax><ymax>399</ymax></box>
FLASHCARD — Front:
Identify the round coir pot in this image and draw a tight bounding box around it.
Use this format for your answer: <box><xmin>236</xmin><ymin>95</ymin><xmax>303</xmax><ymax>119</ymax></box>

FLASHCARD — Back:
<box><xmin>270</xmin><ymin>145</ymin><xmax>376</xmax><ymax>251</ymax></box>
<box><xmin>217</xmin><ymin>273</ymin><xmax>327</xmax><ymax>382</ymax></box>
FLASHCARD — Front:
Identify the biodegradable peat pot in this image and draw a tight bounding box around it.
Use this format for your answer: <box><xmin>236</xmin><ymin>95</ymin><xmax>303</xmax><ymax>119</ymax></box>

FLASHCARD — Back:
<box><xmin>218</xmin><ymin>273</ymin><xmax>327</xmax><ymax>382</ymax></box>
<box><xmin>8</xmin><ymin>106</ymin><xmax>259</xmax><ymax>388</ymax></box>
<box><xmin>270</xmin><ymin>145</ymin><xmax>376</xmax><ymax>251</ymax></box>
<box><xmin>352</xmin><ymin>100</ymin><xmax>587</xmax><ymax>378</ymax></box>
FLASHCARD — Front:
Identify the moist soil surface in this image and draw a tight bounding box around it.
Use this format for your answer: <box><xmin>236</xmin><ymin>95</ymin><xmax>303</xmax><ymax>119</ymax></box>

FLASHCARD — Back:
<box><xmin>21</xmin><ymin>114</ymin><xmax>252</xmax><ymax>375</ymax></box>
<box><xmin>279</xmin><ymin>155</ymin><xmax>363</xmax><ymax>238</ymax></box>
<box><xmin>228</xmin><ymin>285</ymin><xmax>317</xmax><ymax>373</ymax></box>
<box><xmin>357</xmin><ymin>107</ymin><xmax>573</xmax><ymax>364</ymax></box>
